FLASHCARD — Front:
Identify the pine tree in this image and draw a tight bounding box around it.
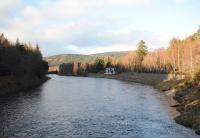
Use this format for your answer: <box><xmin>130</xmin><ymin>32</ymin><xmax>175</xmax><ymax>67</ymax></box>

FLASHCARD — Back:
<box><xmin>94</xmin><ymin>58</ymin><xmax>105</xmax><ymax>72</ymax></box>
<box><xmin>193</xmin><ymin>25</ymin><xmax>200</xmax><ymax>39</ymax></box>
<box><xmin>136</xmin><ymin>40</ymin><xmax>148</xmax><ymax>72</ymax></box>
<box><xmin>36</xmin><ymin>43</ymin><xmax>40</xmax><ymax>51</ymax></box>
<box><xmin>106</xmin><ymin>57</ymin><xmax>112</xmax><ymax>67</ymax></box>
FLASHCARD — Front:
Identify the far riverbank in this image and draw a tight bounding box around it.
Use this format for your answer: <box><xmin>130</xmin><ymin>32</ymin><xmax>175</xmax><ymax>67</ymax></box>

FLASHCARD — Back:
<box><xmin>88</xmin><ymin>72</ymin><xmax>167</xmax><ymax>86</ymax></box>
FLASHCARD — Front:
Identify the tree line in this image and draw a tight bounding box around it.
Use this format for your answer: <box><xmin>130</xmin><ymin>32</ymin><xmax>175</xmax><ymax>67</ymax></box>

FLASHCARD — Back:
<box><xmin>58</xmin><ymin>27</ymin><xmax>200</xmax><ymax>78</ymax></box>
<box><xmin>0</xmin><ymin>33</ymin><xmax>48</xmax><ymax>78</ymax></box>
<box><xmin>117</xmin><ymin>27</ymin><xmax>200</xmax><ymax>76</ymax></box>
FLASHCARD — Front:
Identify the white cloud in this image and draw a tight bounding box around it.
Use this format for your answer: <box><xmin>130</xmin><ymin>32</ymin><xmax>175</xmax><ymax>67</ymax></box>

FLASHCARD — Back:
<box><xmin>0</xmin><ymin>0</ymin><xmax>22</xmax><ymax>19</ymax></box>
<box><xmin>39</xmin><ymin>0</ymin><xmax>85</xmax><ymax>18</ymax></box>
<box><xmin>174</xmin><ymin>0</ymin><xmax>187</xmax><ymax>3</ymax></box>
<box><xmin>0</xmin><ymin>0</ymin><xmax>88</xmax><ymax>40</ymax></box>
<box><xmin>65</xmin><ymin>45</ymin><xmax>79</xmax><ymax>51</ymax></box>
<box><xmin>0</xmin><ymin>0</ymin><xmax>196</xmax><ymax>56</ymax></box>
<box><xmin>19</xmin><ymin>0</ymin><xmax>86</xmax><ymax>25</ymax></box>
<box><xmin>70</xmin><ymin>44</ymin><xmax>134</xmax><ymax>55</ymax></box>
<box><xmin>107</xmin><ymin>0</ymin><xmax>149</xmax><ymax>5</ymax></box>
<box><xmin>0</xmin><ymin>0</ymin><xmax>22</xmax><ymax>11</ymax></box>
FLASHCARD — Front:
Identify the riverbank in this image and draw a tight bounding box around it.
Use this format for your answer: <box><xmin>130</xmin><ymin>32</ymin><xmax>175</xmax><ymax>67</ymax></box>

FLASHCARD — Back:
<box><xmin>88</xmin><ymin>72</ymin><xmax>200</xmax><ymax>135</ymax></box>
<box><xmin>157</xmin><ymin>79</ymin><xmax>200</xmax><ymax>135</ymax></box>
<box><xmin>88</xmin><ymin>72</ymin><xmax>167</xmax><ymax>86</ymax></box>
<box><xmin>0</xmin><ymin>75</ymin><xmax>50</xmax><ymax>97</ymax></box>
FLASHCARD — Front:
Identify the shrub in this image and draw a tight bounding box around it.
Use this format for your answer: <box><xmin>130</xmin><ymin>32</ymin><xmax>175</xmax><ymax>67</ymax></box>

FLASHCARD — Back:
<box><xmin>193</xmin><ymin>68</ymin><xmax>200</xmax><ymax>84</ymax></box>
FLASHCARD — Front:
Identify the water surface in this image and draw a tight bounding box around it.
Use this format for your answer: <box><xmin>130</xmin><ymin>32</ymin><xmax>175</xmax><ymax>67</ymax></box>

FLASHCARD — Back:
<box><xmin>0</xmin><ymin>75</ymin><xmax>199</xmax><ymax>138</ymax></box>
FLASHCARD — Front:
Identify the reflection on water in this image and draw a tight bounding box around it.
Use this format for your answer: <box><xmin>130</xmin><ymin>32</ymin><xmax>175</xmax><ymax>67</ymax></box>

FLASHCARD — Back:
<box><xmin>0</xmin><ymin>75</ymin><xmax>199</xmax><ymax>138</ymax></box>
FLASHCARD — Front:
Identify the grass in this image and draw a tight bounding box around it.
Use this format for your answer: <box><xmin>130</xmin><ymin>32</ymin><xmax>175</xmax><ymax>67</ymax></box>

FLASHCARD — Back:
<box><xmin>156</xmin><ymin>80</ymin><xmax>183</xmax><ymax>91</ymax></box>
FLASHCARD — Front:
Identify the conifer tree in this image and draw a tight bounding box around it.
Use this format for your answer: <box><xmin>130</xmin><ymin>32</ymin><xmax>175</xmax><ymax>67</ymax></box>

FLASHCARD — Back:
<box><xmin>136</xmin><ymin>40</ymin><xmax>148</xmax><ymax>71</ymax></box>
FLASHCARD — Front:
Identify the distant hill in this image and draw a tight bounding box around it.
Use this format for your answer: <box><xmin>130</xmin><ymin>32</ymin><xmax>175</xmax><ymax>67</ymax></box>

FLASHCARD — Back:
<box><xmin>44</xmin><ymin>51</ymin><xmax>130</xmax><ymax>67</ymax></box>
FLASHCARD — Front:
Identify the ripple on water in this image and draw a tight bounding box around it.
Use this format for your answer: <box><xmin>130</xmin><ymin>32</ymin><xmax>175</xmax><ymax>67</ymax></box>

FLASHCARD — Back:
<box><xmin>0</xmin><ymin>75</ymin><xmax>199</xmax><ymax>138</ymax></box>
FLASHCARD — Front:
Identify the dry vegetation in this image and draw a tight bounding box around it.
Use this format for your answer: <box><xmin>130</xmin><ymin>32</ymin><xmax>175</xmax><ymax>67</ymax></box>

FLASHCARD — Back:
<box><xmin>58</xmin><ymin>27</ymin><xmax>200</xmax><ymax>77</ymax></box>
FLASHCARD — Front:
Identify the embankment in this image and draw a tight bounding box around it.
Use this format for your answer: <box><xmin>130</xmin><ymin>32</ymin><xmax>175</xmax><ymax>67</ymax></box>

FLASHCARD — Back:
<box><xmin>0</xmin><ymin>75</ymin><xmax>50</xmax><ymax>97</ymax></box>
<box><xmin>158</xmin><ymin>80</ymin><xmax>200</xmax><ymax>135</ymax></box>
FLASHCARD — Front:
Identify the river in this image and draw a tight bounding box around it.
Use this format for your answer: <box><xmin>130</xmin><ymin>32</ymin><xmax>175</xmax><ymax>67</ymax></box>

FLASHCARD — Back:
<box><xmin>0</xmin><ymin>75</ymin><xmax>199</xmax><ymax>138</ymax></box>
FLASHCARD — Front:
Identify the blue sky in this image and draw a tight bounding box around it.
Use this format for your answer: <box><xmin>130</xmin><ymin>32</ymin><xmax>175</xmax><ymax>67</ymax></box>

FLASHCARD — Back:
<box><xmin>0</xmin><ymin>0</ymin><xmax>199</xmax><ymax>56</ymax></box>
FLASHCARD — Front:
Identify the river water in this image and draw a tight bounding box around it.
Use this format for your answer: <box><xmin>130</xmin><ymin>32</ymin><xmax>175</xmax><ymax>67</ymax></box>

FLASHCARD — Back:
<box><xmin>0</xmin><ymin>75</ymin><xmax>199</xmax><ymax>138</ymax></box>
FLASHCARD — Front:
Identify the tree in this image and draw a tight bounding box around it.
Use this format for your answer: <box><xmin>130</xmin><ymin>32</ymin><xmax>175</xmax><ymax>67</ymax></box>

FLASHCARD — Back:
<box><xmin>136</xmin><ymin>40</ymin><xmax>148</xmax><ymax>71</ymax></box>
<box><xmin>193</xmin><ymin>25</ymin><xmax>200</xmax><ymax>39</ymax></box>
<box><xmin>188</xmin><ymin>37</ymin><xmax>194</xmax><ymax>75</ymax></box>
<box><xmin>36</xmin><ymin>43</ymin><xmax>40</xmax><ymax>51</ymax></box>
<box><xmin>106</xmin><ymin>57</ymin><xmax>112</xmax><ymax>67</ymax></box>
<box><xmin>94</xmin><ymin>58</ymin><xmax>105</xmax><ymax>72</ymax></box>
<box><xmin>170</xmin><ymin>38</ymin><xmax>177</xmax><ymax>73</ymax></box>
<box><xmin>16</xmin><ymin>38</ymin><xmax>20</xmax><ymax>46</ymax></box>
<box><xmin>0</xmin><ymin>34</ymin><xmax>48</xmax><ymax>78</ymax></box>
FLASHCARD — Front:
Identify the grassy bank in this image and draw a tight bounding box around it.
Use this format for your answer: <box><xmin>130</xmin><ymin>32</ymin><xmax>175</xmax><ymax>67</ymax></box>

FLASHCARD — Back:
<box><xmin>0</xmin><ymin>75</ymin><xmax>50</xmax><ymax>97</ymax></box>
<box><xmin>88</xmin><ymin>72</ymin><xmax>200</xmax><ymax>135</ymax></box>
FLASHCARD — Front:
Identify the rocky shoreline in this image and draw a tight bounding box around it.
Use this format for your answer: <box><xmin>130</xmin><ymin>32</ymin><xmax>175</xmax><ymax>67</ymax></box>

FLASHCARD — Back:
<box><xmin>88</xmin><ymin>72</ymin><xmax>200</xmax><ymax>135</ymax></box>
<box><xmin>174</xmin><ymin>87</ymin><xmax>200</xmax><ymax>135</ymax></box>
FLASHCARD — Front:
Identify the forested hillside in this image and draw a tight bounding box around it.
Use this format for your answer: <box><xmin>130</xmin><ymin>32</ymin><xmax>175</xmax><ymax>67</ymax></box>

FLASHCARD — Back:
<box><xmin>44</xmin><ymin>51</ymin><xmax>129</xmax><ymax>67</ymax></box>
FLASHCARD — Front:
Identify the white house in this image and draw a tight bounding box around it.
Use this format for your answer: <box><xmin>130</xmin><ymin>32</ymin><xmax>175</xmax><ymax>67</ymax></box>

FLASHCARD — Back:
<box><xmin>104</xmin><ymin>67</ymin><xmax>117</xmax><ymax>75</ymax></box>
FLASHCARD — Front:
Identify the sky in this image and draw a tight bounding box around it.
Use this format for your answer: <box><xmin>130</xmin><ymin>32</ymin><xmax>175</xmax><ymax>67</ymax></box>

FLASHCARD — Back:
<box><xmin>0</xmin><ymin>0</ymin><xmax>199</xmax><ymax>56</ymax></box>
